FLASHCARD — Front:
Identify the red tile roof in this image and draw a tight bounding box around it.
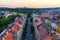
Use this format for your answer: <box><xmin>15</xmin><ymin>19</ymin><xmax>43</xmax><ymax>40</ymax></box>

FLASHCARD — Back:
<box><xmin>44</xmin><ymin>34</ymin><xmax>52</xmax><ymax>40</ymax></box>
<box><xmin>34</xmin><ymin>19</ymin><xmax>39</xmax><ymax>22</ymax></box>
<box><xmin>7</xmin><ymin>31</ymin><xmax>13</xmax><ymax>35</ymax></box>
<box><xmin>4</xmin><ymin>35</ymin><xmax>15</xmax><ymax>40</ymax></box>
<box><xmin>57</xmin><ymin>15</ymin><xmax>60</xmax><ymax>19</ymax></box>
<box><xmin>11</xmin><ymin>25</ymin><xmax>19</xmax><ymax>33</ymax></box>
<box><xmin>0</xmin><ymin>37</ymin><xmax>2</xmax><ymax>40</ymax></box>
<box><xmin>1</xmin><ymin>17</ymin><xmax>26</xmax><ymax>40</ymax></box>
<box><xmin>18</xmin><ymin>20</ymin><xmax>23</xmax><ymax>25</ymax></box>
<box><xmin>21</xmin><ymin>18</ymin><xmax>25</xmax><ymax>21</ymax></box>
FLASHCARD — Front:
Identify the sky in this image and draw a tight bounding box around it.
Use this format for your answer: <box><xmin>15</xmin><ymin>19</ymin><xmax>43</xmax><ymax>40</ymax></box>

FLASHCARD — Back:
<box><xmin>0</xmin><ymin>0</ymin><xmax>60</xmax><ymax>8</ymax></box>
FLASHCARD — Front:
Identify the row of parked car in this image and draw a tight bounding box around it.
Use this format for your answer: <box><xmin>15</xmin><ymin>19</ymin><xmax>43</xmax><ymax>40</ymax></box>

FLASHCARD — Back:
<box><xmin>0</xmin><ymin>15</ymin><xmax>27</xmax><ymax>40</ymax></box>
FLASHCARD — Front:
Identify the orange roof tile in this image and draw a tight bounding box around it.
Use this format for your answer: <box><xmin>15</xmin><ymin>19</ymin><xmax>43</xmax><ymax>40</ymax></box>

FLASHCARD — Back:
<box><xmin>11</xmin><ymin>26</ymin><xmax>19</xmax><ymax>33</ymax></box>
<box><xmin>13</xmin><ymin>24</ymin><xmax>19</xmax><ymax>29</ymax></box>
<box><xmin>15</xmin><ymin>22</ymin><xmax>22</xmax><ymax>28</ymax></box>
<box><xmin>7</xmin><ymin>31</ymin><xmax>13</xmax><ymax>35</ymax></box>
<box><xmin>4</xmin><ymin>35</ymin><xmax>15</xmax><ymax>40</ymax></box>
<box><xmin>1</xmin><ymin>17</ymin><xmax>26</xmax><ymax>40</ymax></box>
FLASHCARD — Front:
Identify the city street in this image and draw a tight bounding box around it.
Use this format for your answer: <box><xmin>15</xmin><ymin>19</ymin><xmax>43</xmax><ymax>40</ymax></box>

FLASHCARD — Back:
<box><xmin>0</xmin><ymin>10</ymin><xmax>60</xmax><ymax>40</ymax></box>
<box><xmin>22</xmin><ymin>14</ymin><xmax>36</xmax><ymax>40</ymax></box>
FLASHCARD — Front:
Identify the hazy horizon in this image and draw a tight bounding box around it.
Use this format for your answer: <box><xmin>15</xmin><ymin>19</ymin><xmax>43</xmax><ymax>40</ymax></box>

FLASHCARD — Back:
<box><xmin>0</xmin><ymin>0</ymin><xmax>60</xmax><ymax>8</ymax></box>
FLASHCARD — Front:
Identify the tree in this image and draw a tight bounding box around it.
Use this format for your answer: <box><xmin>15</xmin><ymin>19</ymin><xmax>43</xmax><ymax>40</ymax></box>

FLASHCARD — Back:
<box><xmin>0</xmin><ymin>15</ymin><xmax>16</xmax><ymax>33</ymax></box>
<box><xmin>35</xmin><ymin>9</ymin><xmax>42</xmax><ymax>14</ymax></box>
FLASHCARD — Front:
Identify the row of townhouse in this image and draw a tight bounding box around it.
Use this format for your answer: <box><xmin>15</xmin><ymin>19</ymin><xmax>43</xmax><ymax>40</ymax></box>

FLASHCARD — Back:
<box><xmin>33</xmin><ymin>13</ymin><xmax>60</xmax><ymax>40</ymax></box>
<box><xmin>0</xmin><ymin>15</ymin><xmax>27</xmax><ymax>40</ymax></box>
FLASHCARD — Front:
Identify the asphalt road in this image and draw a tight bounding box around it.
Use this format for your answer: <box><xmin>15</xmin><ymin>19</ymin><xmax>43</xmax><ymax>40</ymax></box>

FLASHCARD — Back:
<box><xmin>22</xmin><ymin>15</ymin><xmax>36</xmax><ymax>40</ymax></box>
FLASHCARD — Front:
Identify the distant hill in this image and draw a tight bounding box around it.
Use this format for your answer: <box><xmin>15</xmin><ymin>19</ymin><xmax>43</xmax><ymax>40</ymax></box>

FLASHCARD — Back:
<box><xmin>0</xmin><ymin>7</ymin><xmax>60</xmax><ymax>11</ymax></box>
<box><xmin>40</xmin><ymin>7</ymin><xmax>60</xmax><ymax>10</ymax></box>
